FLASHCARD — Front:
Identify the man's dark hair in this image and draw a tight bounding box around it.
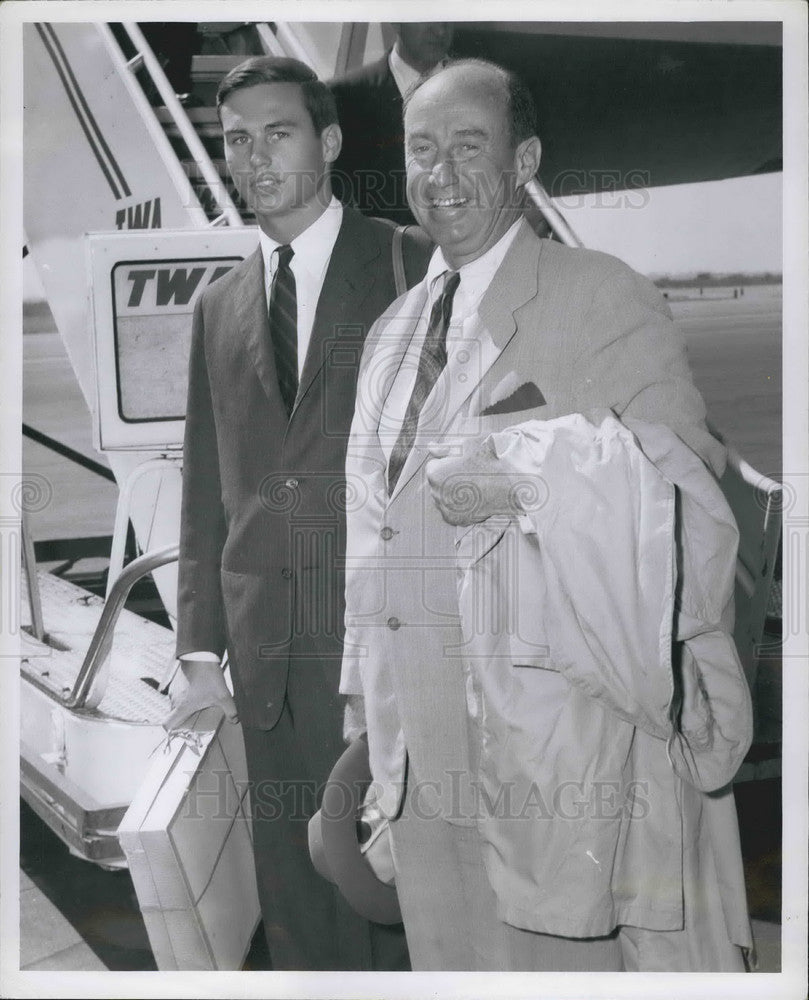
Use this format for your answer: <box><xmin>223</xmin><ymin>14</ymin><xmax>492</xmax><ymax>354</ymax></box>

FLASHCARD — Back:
<box><xmin>216</xmin><ymin>56</ymin><xmax>338</xmax><ymax>134</ymax></box>
<box><xmin>403</xmin><ymin>58</ymin><xmax>538</xmax><ymax>147</ymax></box>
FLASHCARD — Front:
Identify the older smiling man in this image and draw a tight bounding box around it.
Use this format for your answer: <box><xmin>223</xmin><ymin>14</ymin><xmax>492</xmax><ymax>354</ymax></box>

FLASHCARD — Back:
<box><xmin>340</xmin><ymin>59</ymin><xmax>753</xmax><ymax>972</ymax></box>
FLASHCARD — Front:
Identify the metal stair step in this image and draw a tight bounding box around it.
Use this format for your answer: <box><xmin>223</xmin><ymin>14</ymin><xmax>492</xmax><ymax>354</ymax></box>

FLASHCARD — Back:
<box><xmin>164</xmin><ymin>130</ymin><xmax>222</xmax><ymax>165</ymax></box>
<box><xmin>154</xmin><ymin>106</ymin><xmax>219</xmax><ymax>127</ymax></box>
<box><xmin>153</xmin><ymin>99</ymin><xmax>255</xmax><ymax>225</ymax></box>
<box><xmin>191</xmin><ymin>54</ymin><xmax>251</xmax><ymax>82</ymax></box>
<box><xmin>21</xmin><ymin>569</ymin><xmax>174</xmax><ymax>724</ymax></box>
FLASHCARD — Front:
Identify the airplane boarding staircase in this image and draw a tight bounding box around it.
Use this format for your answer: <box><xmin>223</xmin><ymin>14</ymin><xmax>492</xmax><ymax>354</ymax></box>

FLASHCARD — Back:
<box><xmin>21</xmin><ymin>17</ymin><xmax>465</xmax><ymax>871</ymax></box>
<box><xmin>22</xmin><ymin>21</ymin><xmax>274</xmax><ymax>865</ymax></box>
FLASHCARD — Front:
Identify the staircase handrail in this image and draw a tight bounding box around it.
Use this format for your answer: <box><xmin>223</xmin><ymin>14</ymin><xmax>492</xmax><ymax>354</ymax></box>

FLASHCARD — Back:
<box><xmin>69</xmin><ymin>543</ymin><xmax>179</xmax><ymax>710</ymax></box>
<box><xmin>120</xmin><ymin>22</ymin><xmax>243</xmax><ymax>228</ymax></box>
<box><xmin>21</xmin><ymin>545</ymin><xmax>181</xmax><ymax>712</ymax></box>
<box><xmin>526</xmin><ymin>178</ymin><xmax>583</xmax><ymax>248</ymax></box>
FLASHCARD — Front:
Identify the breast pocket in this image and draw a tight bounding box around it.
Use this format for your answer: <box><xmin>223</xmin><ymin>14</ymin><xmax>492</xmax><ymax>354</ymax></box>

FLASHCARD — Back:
<box><xmin>469</xmin><ymin>403</ymin><xmax>549</xmax><ymax>437</ymax></box>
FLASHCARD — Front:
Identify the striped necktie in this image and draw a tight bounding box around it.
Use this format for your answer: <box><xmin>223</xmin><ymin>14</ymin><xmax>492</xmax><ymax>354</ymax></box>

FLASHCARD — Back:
<box><xmin>387</xmin><ymin>270</ymin><xmax>461</xmax><ymax>493</ymax></box>
<box><xmin>269</xmin><ymin>244</ymin><xmax>298</xmax><ymax>416</ymax></box>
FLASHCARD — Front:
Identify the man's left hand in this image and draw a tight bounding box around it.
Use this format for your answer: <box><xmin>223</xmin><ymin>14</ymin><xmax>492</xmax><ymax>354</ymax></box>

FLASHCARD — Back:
<box><xmin>425</xmin><ymin>438</ymin><xmax>518</xmax><ymax>526</ymax></box>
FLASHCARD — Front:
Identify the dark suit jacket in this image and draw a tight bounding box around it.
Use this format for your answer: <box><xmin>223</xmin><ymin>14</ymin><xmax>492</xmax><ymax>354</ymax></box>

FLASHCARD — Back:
<box><xmin>176</xmin><ymin>207</ymin><xmax>431</xmax><ymax>729</ymax></box>
<box><xmin>330</xmin><ymin>54</ymin><xmax>414</xmax><ymax>226</ymax></box>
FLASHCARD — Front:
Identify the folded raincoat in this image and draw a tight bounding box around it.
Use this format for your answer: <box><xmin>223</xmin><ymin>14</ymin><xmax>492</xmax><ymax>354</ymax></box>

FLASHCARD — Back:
<box><xmin>455</xmin><ymin>413</ymin><xmax>753</xmax><ymax>946</ymax></box>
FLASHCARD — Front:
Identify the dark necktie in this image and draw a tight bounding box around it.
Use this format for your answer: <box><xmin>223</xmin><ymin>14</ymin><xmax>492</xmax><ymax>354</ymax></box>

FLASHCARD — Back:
<box><xmin>387</xmin><ymin>270</ymin><xmax>461</xmax><ymax>493</ymax></box>
<box><xmin>268</xmin><ymin>244</ymin><xmax>298</xmax><ymax>416</ymax></box>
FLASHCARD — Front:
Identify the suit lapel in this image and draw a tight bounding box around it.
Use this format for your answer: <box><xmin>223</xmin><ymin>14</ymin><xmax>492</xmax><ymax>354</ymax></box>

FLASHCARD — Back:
<box><xmin>235</xmin><ymin>247</ymin><xmax>282</xmax><ymax>403</ymax></box>
<box><xmin>236</xmin><ymin>210</ymin><xmax>390</xmax><ymax>415</ymax></box>
<box><xmin>374</xmin><ymin>283</ymin><xmax>430</xmax><ymax>436</ymax></box>
<box><xmin>291</xmin><ymin>209</ymin><xmax>383</xmax><ymax>417</ymax></box>
<box><xmin>351</xmin><ymin>282</ymin><xmax>428</xmax><ymax>499</ymax></box>
<box><xmin>390</xmin><ymin>222</ymin><xmax>544</xmax><ymax>502</ymax></box>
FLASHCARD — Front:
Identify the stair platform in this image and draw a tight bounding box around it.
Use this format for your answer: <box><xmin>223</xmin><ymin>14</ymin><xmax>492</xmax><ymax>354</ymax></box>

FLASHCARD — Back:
<box><xmin>20</xmin><ymin>569</ymin><xmax>175</xmax><ymax>865</ymax></box>
<box><xmin>21</xmin><ymin>568</ymin><xmax>174</xmax><ymax>724</ymax></box>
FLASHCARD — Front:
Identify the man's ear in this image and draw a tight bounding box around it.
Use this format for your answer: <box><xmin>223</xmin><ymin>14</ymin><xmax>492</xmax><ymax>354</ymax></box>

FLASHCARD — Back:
<box><xmin>514</xmin><ymin>136</ymin><xmax>541</xmax><ymax>187</ymax></box>
<box><xmin>322</xmin><ymin>123</ymin><xmax>343</xmax><ymax>164</ymax></box>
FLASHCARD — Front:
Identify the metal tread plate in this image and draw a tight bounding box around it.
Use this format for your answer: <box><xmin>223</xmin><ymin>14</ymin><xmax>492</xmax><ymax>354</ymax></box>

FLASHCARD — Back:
<box><xmin>21</xmin><ymin>569</ymin><xmax>173</xmax><ymax>724</ymax></box>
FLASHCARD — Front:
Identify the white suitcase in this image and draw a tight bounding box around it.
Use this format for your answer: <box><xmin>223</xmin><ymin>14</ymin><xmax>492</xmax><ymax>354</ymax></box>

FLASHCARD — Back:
<box><xmin>118</xmin><ymin>708</ymin><xmax>260</xmax><ymax>970</ymax></box>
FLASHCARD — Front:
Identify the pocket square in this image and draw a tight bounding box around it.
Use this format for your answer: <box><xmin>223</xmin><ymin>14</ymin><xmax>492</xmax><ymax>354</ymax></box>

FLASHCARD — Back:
<box><xmin>480</xmin><ymin>381</ymin><xmax>546</xmax><ymax>417</ymax></box>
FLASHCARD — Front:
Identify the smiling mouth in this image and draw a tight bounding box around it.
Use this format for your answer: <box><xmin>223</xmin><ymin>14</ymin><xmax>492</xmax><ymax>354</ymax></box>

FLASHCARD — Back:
<box><xmin>254</xmin><ymin>174</ymin><xmax>281</xmax><ymax>190</ymax></box>
<box><xmin>430</xmin><ymin>197</ymin><xmax>469</xmax><ymax>208</ymax></box>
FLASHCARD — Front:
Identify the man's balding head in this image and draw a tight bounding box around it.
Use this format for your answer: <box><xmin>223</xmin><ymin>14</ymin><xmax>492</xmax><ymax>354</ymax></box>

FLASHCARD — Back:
<box><xmin>403</xmin><ymin>60</ymin><xmax>541</xmax><ymax>269</ymax></box>
<box><xmin>403</xmin><ymin>59</ymin><xmax>538</xmax><ymax>150</ymax></box>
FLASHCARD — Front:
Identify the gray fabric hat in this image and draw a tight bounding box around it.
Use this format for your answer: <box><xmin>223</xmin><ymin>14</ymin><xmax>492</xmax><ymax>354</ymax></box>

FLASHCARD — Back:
<box><xmin>308</xmin><ymin>738</ymin><xmax>402</xmax><ymax>926</ymax></box>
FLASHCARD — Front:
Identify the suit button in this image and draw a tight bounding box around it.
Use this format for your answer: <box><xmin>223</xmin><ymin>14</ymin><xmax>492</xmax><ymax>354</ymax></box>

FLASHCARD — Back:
<box><xmin>281</xmin><ymin>568</ymin><xmax>293</xmax><ymax>579</ymax></box>
<box><xmin>380</xmin><ymin>526</ymin><xmax>395</xmax><ymax>540</ymax></box>
<box><xmin>285</xmin><ymin>478</ymin><xmax>299</xmax><ymax>489</ymax></box>
<box><xmin>266</xmin><ymin>701</ymin><xmax>273</xmax><ymax>709</ymax></box>
<box><xmin>387</xmin><ymin>616</ymin><xmax>401</xmax><ymax>631</ymax></box>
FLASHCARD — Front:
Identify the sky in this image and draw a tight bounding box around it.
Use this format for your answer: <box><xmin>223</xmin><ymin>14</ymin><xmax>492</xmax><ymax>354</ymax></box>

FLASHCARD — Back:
<box><xmin>558</xmin><ymin>171</ymin><xmax>783</xmax><ymax>278</ymax></box>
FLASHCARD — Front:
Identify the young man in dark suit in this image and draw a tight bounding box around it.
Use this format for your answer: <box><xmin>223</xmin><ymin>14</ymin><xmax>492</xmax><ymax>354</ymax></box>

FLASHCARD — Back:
<box><xmin>331</xmin><ymin>23</ymin><xmax>454</xmax><ymax>224</ymax></box>
<box><xmin>168</xmin><ymin>56</ymin><xmax>431</xmax><ymax>970</ymax></box>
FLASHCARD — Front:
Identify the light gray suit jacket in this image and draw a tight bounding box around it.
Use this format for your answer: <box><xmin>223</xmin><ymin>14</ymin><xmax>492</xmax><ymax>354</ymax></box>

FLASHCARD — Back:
<box><xmin>341</xmin><ymin>220</ymin><xmax>724</xmax><ymax>821</ymax></box>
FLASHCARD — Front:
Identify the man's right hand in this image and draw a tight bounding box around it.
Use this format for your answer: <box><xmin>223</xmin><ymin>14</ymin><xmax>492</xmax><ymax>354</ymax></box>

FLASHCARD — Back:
<box><xmin>163</xmin><ymin>658</ymin><xmax>239</xmax><ymax>731</ymax></box>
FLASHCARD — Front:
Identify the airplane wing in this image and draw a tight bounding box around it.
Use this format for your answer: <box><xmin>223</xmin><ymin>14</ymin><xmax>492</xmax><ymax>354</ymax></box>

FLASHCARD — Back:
<box><xmin>452</xmin><ymin>21</ymin><xmax>781</xmax><ymax>193</ymax></box>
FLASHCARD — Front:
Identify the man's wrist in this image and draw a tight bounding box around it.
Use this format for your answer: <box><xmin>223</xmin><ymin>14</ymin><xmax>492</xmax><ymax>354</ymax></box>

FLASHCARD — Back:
<box><xmin>180</xmin><ymin>651</ymin><xmax>221</xmax><ymax>662</ymax></box>
<box><xmin>179</xmin><ymin>655</ymin><xmax>224</xmax><ymax>681</ymax></box>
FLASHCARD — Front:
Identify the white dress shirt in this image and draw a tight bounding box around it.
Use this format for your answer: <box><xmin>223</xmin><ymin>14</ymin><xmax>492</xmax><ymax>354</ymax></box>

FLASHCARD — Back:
<box><xmin>182</xmin><ymin>199</ymin><xmax>343</xmax><ymax>665</ymax></box>
<box><xmin>379</xmin><ymin>219</ymin><xmax>523</xmax><ymax>462</ymax></box>
<box><xmin>258</xmin><ymin>197</ymin><xmax>343</xmax><ymax>378</ymax></box>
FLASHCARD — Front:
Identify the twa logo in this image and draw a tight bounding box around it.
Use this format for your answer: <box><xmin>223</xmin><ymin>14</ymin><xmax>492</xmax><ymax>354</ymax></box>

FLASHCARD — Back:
<box><xmin>115</xmin><ymin>198</ymin><xmax>163</xmax><ymax>231</ymax></box>
<box><xmin>113</xmin><ymin>258</ymin><xmax>241</xmax><ymax>316</ymax></box>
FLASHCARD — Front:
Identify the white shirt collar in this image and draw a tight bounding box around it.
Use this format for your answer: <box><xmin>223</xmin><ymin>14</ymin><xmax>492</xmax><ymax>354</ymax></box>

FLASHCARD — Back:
<box><xmin>389</xmin><ymin>44</ymin><xmax>427</xmax><ymax>97</ymax></box>
<box><xmin>424</xmin><ymin>217</ymin><xmax>525</xmax><ymax>317</ymax></box>
<box><xmin>258</xmin><ymin>196</ymin><xmax>343</xmax><ymax>289</ymax></box>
